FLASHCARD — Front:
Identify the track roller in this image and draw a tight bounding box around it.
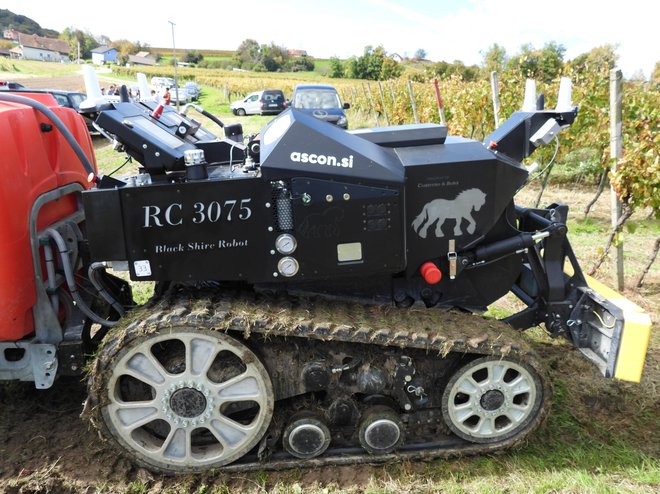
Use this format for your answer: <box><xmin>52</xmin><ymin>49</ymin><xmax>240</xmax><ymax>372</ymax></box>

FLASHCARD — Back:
<box><xmin>358</xmin><ymin>406</ymin><xmax>404</xmax><ymax>454</ymax></box>
<box><xmin>282</xmin><ymin>413</ymin><xmax>332</xmax><ymax>459</ymax></box>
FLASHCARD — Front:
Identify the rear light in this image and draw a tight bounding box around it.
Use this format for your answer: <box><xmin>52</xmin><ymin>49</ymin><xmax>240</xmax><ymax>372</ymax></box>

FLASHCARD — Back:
<box><xmin>260</xmin><ymin>102</ymin><xmax>265</xmax><ymax>109</ymax></box>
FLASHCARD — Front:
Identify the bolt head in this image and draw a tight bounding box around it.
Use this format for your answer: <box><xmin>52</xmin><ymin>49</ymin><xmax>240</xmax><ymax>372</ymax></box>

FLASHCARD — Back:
<box><xmin>404</xmin><ymin>403</ymin><xmax>412</xmax><ymax>411</ymax></box>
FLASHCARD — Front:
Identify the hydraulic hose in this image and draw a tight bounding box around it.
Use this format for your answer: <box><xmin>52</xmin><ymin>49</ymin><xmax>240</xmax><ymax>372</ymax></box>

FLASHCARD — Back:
<box><xmin>182</xmin><ymin>103</ymin><xmax>225</xmax><ymax>128</ymax></box>
<box><xmin>44</xmin><ymin>228</ymin><xmax>118</xmax><ymax>327</ymax></box>
<box><xmin>0</xmin><ymin>92</ymin><xmax>96</xmax><ymax>178</ymax></box>
<box><xmin>88</xmin><ymin>262</ymin><xmax>126</xmax><ymax>316</ymax></box>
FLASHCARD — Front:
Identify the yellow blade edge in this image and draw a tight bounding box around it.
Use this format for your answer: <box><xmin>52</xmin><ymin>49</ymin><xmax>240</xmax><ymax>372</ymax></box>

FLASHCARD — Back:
<box><xmin>584</xmin><ymin>274</ymin><xmax>652</xmax><ymax>383</ymax></box>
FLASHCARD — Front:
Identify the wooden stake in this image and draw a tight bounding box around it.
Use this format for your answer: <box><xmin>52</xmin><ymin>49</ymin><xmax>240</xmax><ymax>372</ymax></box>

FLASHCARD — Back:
<box><xmin>378</xmin><ymin>82</ymin><xmax>390</xmax><ymax>126</ymax></box>
<box><xmin>490</xmin><ymin>71</ymin><xmax>500</xmax><ymax>128</ymax></box>
<box><xmin>407</xmin><ymin>80</ymin><xmax>419</xmax><ymax>124</ymax></box>
<box><xmin>610</xmin><ymin>69</ymin><xmax>624</xmax><ymax>291</ymax></box>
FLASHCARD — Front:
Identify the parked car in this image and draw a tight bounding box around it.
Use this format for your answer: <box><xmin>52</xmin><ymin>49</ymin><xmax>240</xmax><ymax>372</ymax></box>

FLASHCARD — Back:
<box><xmin>231</xmin><ymin>89</ymin><xmax>286</xmax><ymax>116</ymax></box>
<box><xmin>151</xmin><ymin>76</ymin><xmax>175</xmax><ymax>89</ymax></box>
<box><xmin>161</xmin><ymin>86</ymin><xmax>189</xmax><ymax>105</ymax></box>
<box><xmin>184</xmin><ymin>81</ymin><xmax>202</xmax><ymax>101</ymax></box>
<box><xmin>289</xmin><ymin>84</ymin><xmax>350</xmax><ymax>129</ymax></box>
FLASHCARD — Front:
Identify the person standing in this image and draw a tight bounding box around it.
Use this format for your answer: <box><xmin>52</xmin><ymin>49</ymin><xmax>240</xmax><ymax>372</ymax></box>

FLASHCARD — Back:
<box><xmin>163</xmin><ymin>87</ymin><xmax>171</xmax><ymax>105</ymax></box>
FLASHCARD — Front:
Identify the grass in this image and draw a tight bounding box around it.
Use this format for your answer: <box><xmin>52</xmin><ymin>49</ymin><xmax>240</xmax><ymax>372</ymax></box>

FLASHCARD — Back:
<box><xmin>0</xmin><ymin>59</ymin><xmax>83</xmax><ymax>78</ymax></box>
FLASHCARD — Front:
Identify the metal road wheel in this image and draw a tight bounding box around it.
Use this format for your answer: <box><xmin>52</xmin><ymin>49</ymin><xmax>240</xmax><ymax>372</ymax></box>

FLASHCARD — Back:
<box><xmin>236</xmin><ymin>108</ymin><xmax>246</xmax><ymax>116</ymax></box>
<box><xmin>96</xmin><ymin>328</ymin><xmax>273</xmax><ymax>473</ymax></box>
<box><xmin>441</xmin><ymin>356</ymin><xmax>543</xmax><ymax>444</ymax></box>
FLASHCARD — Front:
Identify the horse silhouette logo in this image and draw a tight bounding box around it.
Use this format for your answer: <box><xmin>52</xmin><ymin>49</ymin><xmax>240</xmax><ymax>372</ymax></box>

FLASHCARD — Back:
<box><xmin>412</xmin><ymin>188</ymin><xmax>487</xmax><ymax>239</ymax></box>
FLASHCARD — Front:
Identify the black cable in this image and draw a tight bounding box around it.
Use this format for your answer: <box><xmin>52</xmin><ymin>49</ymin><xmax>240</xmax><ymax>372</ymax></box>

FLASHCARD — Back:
<box><xmin>108</xmin><ymin>156</ymin><xmax>132</xmax><ymax>176</ymax></box>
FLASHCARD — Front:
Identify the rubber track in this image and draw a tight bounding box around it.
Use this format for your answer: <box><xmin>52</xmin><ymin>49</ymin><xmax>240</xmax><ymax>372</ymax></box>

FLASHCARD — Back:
<box><xmin>86</xmin><ymin>287</ymin><xmax>553</xmax><ymax>472</ymax></box>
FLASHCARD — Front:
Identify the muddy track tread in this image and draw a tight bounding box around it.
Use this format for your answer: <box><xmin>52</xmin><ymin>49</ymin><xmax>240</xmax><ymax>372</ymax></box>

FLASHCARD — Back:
<box><xmin>85</xmin><ymin>286</ymin><xmax>552</xmax><ymax>472</ymax></box>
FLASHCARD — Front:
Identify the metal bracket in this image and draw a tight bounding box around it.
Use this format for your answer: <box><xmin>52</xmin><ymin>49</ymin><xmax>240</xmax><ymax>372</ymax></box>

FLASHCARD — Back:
<box><xmin>0</xmin><ymin>341</ymin><xmax>58</xmax><ymax>388</ymax></box>
<box><xmin>448</xmin><ymin>239</ymin><xmax>457</xmax><ymax>279</ymax></box>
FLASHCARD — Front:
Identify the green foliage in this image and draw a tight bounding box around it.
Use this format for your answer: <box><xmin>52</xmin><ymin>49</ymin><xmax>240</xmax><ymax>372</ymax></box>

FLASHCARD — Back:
<box><xmin>611</xmin><ymin>82</ymin><xmax>660</xmax><ymax>214</ymax></box>
<box><xmin>111</xmin><ymin>39</ymin><xmax>149</xmax><ymax>65</ymax></box>
<box><xmin>481</xmin><ymin>43</ymin><xmax>507</xmax><ymax>74</ymax></box>
<box><xmin>414</xmin><ymin>48</ymin><xmax>427</xmax><ymax>60</ymax></box>
<box><xmin>507</xmin><ymin>42</ymin><xmax>566</xmax><ymax>82</ymax></box>
<box><xmin>287</xmin><ymin>54</ymin><xmax>315</xmax><ymax>72</ymax></box>
<box><xmin>184</xmin><ymin>50</ymin><xmax>204</xmax><ymax>64</ymax></box>
<box><xmin>421</xmin><ymin>60</ymin><xmax>480</xmax><ymax>82</ymax></box>
<box><xmin>328</xmin><ymin>56</ymin><xmax>345</xmax><ymax>78</ymax></box>
<box><xmin>60</xmin><ymin>27</ymin><xmax>98</xmax><ymax>60</ymax></box>
<box><xmin>233</xmin><ymin>39</ymin><xmax>312</xmax><ymax>72</ymax></box>
<box><xmin>568</xmin><ymin>44</ymin><xmax>618</xmax><ymax>74</ymax></box>
<box><xmin>344</xmin><ymin>45</ymin><xmax>402</xmax><ymax>80</ymax></box>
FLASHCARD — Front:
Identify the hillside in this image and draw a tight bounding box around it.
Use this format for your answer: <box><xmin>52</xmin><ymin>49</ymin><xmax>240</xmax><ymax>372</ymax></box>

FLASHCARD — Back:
<box><xmin>0</xmin><ymin>9</ymin><xmax>59</xmax><ymax>38</ymax></box>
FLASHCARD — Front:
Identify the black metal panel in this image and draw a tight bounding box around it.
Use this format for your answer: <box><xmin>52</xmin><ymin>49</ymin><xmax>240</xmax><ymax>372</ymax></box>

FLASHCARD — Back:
<box><xmin>259</xmin><ymin>110</ymin><xmax>404</xmax><ymax>186</ymax></box>
<box><xmin>288</xmin><ymin>178</ymin><xmax>405</xmax><ymax>279</ymax></box>
<box><xmin>351</xmin><ymin>123</ymin><xmax>447</xmax><ymax>147</ymax></box>
<box><xmin>82</xmin><ymin>188</ymin><xmax>126</xmax><ymax>261</ymax></box>
<box><xmin>402</xmin><ymin>140</ymin><xmax>528</xmax><ymax>277</ymax></box>
<box><xmin>117</xmin><ymin>178</ymin><xmax>273</xmax><ymax>282</ymax></box>
<box><xmin>95</xmin><ymin>103</ymin><xmax>197</xmax><ymax>175</ymax></box>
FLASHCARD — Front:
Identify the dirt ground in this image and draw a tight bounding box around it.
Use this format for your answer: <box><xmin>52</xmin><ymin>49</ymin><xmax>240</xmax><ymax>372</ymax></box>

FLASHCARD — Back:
<box><xmin>1</xmin><ymin>334</ymin><xmax>656</xmax><ymax>494</ymax></box>
<box><xmin>0</xmin><ymin>77</ymin><xmax>657</xmax><ymax>493</ymax></box>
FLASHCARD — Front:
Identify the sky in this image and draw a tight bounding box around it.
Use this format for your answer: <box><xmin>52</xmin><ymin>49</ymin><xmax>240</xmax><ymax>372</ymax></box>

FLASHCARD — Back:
<box><xmin>3</xmin><ymin>0</ymin><xmax>657</xmax><ymax>77</ymax></box>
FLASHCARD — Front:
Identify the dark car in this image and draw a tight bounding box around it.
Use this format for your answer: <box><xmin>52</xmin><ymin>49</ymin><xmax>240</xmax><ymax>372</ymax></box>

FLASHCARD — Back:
<box><xmin>0</xmin><ymin>81</ymin><xmax>26</xmax><ymax>90</ymax></box>
<box><xmin>289</xmin><ymin>84</ymin><xmax>350</xmax><ymax>128</ymax></box>
<box><xmin>231</xmin><ymin>89</ymin><xmax>286</xmax><ymax>116</ymax></box>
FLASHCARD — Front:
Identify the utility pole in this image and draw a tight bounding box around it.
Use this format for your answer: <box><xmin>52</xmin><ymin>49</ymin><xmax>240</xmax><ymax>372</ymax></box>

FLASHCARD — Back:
<box><xmin>168</xmin><ymin>20</ymin><xmax>179</xmax><ymax>110</ymax></box>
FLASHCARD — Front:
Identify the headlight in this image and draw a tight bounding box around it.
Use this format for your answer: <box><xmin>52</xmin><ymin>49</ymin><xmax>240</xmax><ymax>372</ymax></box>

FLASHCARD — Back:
<box><xmin>337</xmin><ymin>116</ymin><xmax>347</xmax><ymax>127</ymax></box>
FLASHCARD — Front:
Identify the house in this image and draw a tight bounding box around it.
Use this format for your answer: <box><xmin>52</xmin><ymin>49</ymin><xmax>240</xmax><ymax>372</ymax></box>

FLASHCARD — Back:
<box><xmin>91</xmin><ymin>45</ymin><xmax>118</xmax><ymax>65</ymax></box>
<box><xmin>128</xmin><ymin>51</ymin><xmax>157</xmax><ymax>66</ymax></box>
<box><xmin>10</xmin><ymin>33</ymin><xmax>69</xmax><ymax>62</ymax></box>
<box><xmin>3</xmin><ymin>29</ymin><xmax>20</xmax><ymax>41</ymax></box>
<box><xmin>288</xmin><ymin>49</ymin><xmax>308</xmax><ymax>58</ymax></box>
<box><xmin>0</xmin><ymin>47</ymin><xmax>10</xmax><ymax>58</ymax></box>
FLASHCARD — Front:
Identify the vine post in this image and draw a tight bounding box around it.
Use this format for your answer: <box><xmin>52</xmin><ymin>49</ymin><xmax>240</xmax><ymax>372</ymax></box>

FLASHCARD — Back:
<box><xmin>490</xmin><ymin>71</ymin><xmax>500</xmax><ymax>128</ymax></box>
<box><xmin>610</xmin><ymin>69</ymin><xmax>624</xmax><ymax>291</ymax></box>
<box><xmin>407</xmin><ymin>80</ymin><xmax>419</xmax><ymax>124</ymax></box>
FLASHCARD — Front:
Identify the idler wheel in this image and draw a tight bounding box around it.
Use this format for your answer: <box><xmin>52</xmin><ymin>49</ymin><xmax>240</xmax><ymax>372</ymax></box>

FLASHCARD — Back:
<box><xmin>358</xmin><ymin>406</ymin><xmax>404</xmax><ymax>455</ymax></box>
<box><xmin>283</xmin><ymin>416</ymin><xmax>331</xmax><ymax>459</ymax></box>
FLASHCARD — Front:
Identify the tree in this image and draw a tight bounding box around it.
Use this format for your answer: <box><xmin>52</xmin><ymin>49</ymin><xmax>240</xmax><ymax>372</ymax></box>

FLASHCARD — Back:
<box><xmin>508</xmin><ymin>42</ymin><xmax>565</xmax><ymax>82</ymax></box>
<box><xmin>345</xmin><ymin>45</ymin><xmax>401</xmax><ymax>80</ymax></box>
<box><xmin>653</xmin><ymin>61</ymin><xmax>660</xmax><ymax>84</ymax></box>
<box><xmin>380</xmin><ymin>56</ymin><xmax>403</xmax><ymax>79</ymax></box>
<box><xmin>568</xmin><ymin>44</ymin><xmax>618</xmax><ymax>74</ymax></box>
<box><xmin>233</xmin><ymin>39</ymin><xmax>294</xmax><ymax>72</ymax></box>
<box><xmin>184</xmin><ymin>50</ymin><xmax>203</xmax><ymax>64</ymax></box>
<box><xmin>414</xmin><ymin>48</ymin><xmax>427</xmax><ymax>60</ymax></box>
<box><xmin>111</xmin><ymin>39</ymin><xmax>146</xmax><ymax>65</ymax></box>
<box><xmin>234</xmin><ymin>39</ymin><xmax>261</xmax><ymax>69</ymax></box>
<box><xmin>426</xmin><ymin>61</ymin><xmax>451</xmax><ymax>79</ymax></box>
<box><xmin>481</xmin><ymin>43</ymin><xmax>507</xmax><ymax>73</ymax></box>
<box><xmin>328</xmin><ymin>57</ymin><xmax>345</xmax><ymax>78</ymax></box>
<box><xmin>287</xmin><ymin>54</ymin><xmax>314</xmax><ymax>72</ymax></box>
<box><xmin>537</xmin><ymin>41</ymin><xmax>566</xmax><ymax>81</ymax></box>
<box><xmin>60</xmin><ymin>27</ymin><xmax>99</xmax><ymax>60</ymax></box>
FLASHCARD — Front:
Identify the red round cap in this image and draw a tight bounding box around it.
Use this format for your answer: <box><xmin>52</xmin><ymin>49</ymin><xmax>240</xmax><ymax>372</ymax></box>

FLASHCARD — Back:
<box><xmin>420</xmin><ymin>262</ymin><xmax>442</xmax><ymax>284</ymax></box>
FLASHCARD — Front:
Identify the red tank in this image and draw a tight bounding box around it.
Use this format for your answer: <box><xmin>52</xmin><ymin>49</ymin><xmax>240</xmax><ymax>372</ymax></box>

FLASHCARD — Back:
<box><xmin>0</xmin><ymin>93</ymin><xmax>96</xmax><ymax>341</ymax></box>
